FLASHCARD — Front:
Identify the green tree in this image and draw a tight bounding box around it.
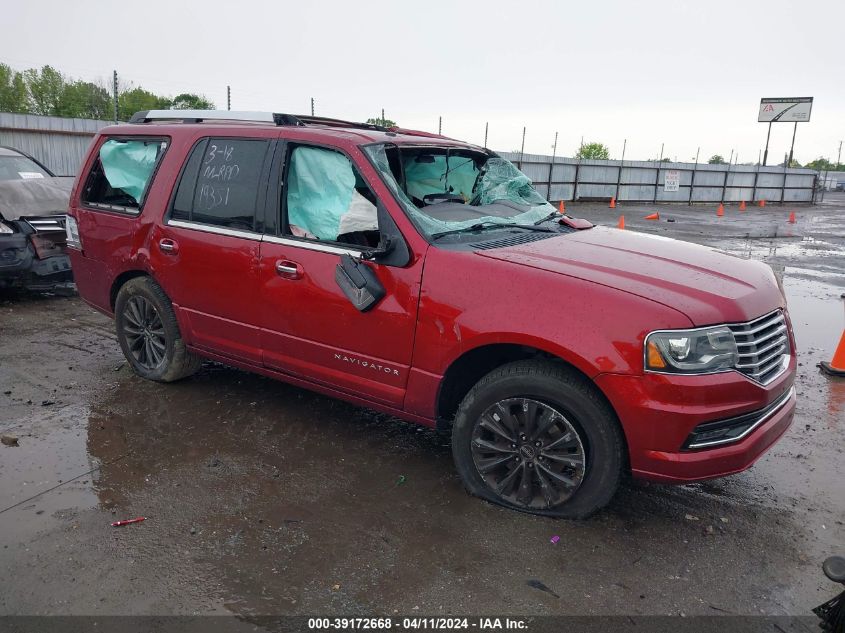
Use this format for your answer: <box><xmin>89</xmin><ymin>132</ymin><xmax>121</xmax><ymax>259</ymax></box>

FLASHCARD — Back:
<box><xmin>170</xmin><ymin>93</ymin><xmax>214</xmax><ymax>110</ymax></box>
<box><xmin>0</xmin><ymin>63</ymin><xmax>28</xmax><ymax>113</ymax></box>
<box><xmin>708</xmin><ymin>154</ymin><xmax>726</xmax><ymax>164</ymax></box>
<box><xmin>58</xmin><ymin>80</ymin><xmax>112</xmax><ymax>119</ymax></box>
<box><xmin>575</xmin><ymin>142</ymin><xmax>609</xmax><ymax>160</ymax></box>
<box><xmin>805</xmin><ymin>157</ymin><xmax>835</xmax><ymax>171</ymax></box>
<box><xmin>23</xmin><ymin>65</ymin><xmax>66</xmax><ymax>115</ymax></box>
<box><xmin>119</xmin><ymin>87</ymin><xmax>172</xmax><ymax>119</ymax></box>
<box><xmin>366</xmin><ymin>116</ymin><xmax>397</xmax><ymax>128</ymax></box>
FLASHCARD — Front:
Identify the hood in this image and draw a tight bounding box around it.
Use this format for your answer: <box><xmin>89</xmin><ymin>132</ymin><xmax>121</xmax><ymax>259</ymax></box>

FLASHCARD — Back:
<box><xmin>476</xmin><ymin>226</ymin><xmax>784</xmax><ymax>325</ymax></box>
<box><xmin>0</xmin><ymin>177</ymin><xmax>73</xmax><ymax>221</ymax></box>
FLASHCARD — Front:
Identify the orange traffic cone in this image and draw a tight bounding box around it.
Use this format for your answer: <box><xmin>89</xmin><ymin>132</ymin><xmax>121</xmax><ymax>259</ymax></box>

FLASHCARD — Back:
<box><xmin>820</xmin><ymin>332</ymin><xmax>845</xmax><ymax>376</ymax></box>
<box><xmin>739</xmin><ymin>200</ymin><xmax>747</xmax><ymax>211</ymax></box>
<box><xmin>717</xmin><ymin>203</ymin><xmax>725</xmax><ymax>217</ymax></box>
<box><xmin>759</xmin><ymin>199</ymin><xmax>766</xmax><ymax>208</ymax></box>
<box><xmin>609</xmin><ymin>197</ymin><xmax>616</xmax><ymax>209</ymax></box>
<box><xmin>558</xmin><ymin>200</ymin><xmax>565</xmax><ymax>214</ymax></box>
<box><xmin>788</xmin><ymin>211</ymin><xmax>796</xmax><ymax>224</ymax></box>
<box><xmin>644</xmin><ymin>212</ymin><xmax>659</xmax><ymax>220</ymax></box>
<box><xmin>617</xmin><ymin>215</ymin><xmax>625</xmax><ymax>230</ymax></box>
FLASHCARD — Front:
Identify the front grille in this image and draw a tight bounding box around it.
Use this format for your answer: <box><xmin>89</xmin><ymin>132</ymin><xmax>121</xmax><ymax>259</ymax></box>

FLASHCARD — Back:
<box><xmin>728</xmin><ymin>310</ymin><xmax>789</xmax><ymax>385</ymax></box>
<box><xmin>470</xmin><ymin>231</ymin><xmax>557</xmax><ymax>250</ymax></box>
<box><xmin>24</xmin><ymin>215</ymin><xmax>66</xmax><ymax>234</ymax></box>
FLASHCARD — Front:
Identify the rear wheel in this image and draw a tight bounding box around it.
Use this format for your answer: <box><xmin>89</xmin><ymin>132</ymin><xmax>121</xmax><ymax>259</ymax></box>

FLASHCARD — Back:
<box><xmin>451</xmin><ymin>360</ymin><xmax>624</xmax><ymax>518</ymax></box>
<box><xmin>115</xmin><ymin>277</ymin><xmax>201</xmax><ymax>382</ymax></box>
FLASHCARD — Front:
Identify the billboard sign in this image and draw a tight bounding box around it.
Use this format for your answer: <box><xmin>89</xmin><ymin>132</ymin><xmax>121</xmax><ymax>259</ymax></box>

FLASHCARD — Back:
<box><xmin>664</xmin><ymin>170</ymin><xmax>680</xmax><ymax>192</ymax></box>
<box><xmin>758</xmin><ymin>97</ymin><xmax>813</xmax><ymax>123</ymax></box>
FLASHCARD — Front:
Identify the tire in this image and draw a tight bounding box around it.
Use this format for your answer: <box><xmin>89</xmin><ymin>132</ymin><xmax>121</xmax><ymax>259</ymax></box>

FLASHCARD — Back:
<box><xmin>451</xmin><ymin>360</ymin><xmax>624</xmax><ymax>519</ymax></box>
<box><xmin>114</xmin><ymin>276</ymin><xmax>202</xmax><ymax>382</ymax></box>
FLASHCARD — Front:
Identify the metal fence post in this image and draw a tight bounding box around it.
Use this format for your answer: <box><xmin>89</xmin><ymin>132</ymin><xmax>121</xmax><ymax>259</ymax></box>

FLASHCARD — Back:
<box><xmin>547</xmin><ymin>132</ymin><xmax>557</xmax><ymax>202</ymax></box>
<box><xmin>653</xmin><ymin>164</ymin><xmax>659</xmax><ymax>204</ymax></box>
<box><xmin>688</xmin><ymin>163</ymin><xmax>697</xmax><ymax>205</ymax></box>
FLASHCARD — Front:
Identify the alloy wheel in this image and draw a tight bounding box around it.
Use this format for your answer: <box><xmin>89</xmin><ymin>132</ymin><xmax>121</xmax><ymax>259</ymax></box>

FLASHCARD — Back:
<box><xmin>470</xmin><ymin>398</ymin><xmax>586</xmax><ymax>510</ymax></box>
<box><xmin>122</xmin><ymin>296</ymin><xmax>167</xmax><ymax>370</ymax></box>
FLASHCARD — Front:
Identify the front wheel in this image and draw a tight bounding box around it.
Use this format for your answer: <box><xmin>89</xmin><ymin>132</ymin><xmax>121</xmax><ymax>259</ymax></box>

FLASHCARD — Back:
<box><xmin>451</xmin><ymin>360</ymin><xmax>624</xmax><ymax>519</ymax></box>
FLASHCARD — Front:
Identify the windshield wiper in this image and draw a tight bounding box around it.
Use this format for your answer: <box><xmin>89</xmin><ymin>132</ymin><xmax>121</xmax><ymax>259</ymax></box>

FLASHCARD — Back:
<box><xmin>533</xmin><ymin>211</ymin><xmax>560</xmax><ymax>225</ymax></box>
<box><xmin>431</xmin><ymin>222</ymin><xmax>554</xmax><ymax>241</ymax></box>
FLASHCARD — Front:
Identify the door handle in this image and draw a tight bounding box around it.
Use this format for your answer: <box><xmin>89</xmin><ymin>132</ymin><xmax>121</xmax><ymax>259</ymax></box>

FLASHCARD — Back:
<box><xmin>275</xmin><ymin>259</ymin><xmax>303</xmax><ymax>279</ymax></box>
<box><xmin>159</xmin><ymin>238</ymin><xmax>179</xmax><ymax>254</ymax></box>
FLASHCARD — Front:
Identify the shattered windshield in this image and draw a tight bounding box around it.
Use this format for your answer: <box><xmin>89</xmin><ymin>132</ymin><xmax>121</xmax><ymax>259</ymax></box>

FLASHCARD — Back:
<box><xmin>364</xmin><ymin>144</ymin><xmax>554</xmax><ymax>239</ymax></box>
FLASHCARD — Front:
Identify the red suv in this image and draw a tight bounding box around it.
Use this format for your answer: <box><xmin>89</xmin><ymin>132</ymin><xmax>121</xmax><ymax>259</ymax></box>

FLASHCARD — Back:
<box><xmin>66</xmin><ymin>110</ymin><xmax>796</xmax><ymax>518</ymax></box>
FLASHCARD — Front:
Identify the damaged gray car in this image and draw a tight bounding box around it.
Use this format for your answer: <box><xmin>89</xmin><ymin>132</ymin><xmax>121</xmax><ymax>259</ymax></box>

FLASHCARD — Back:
<box><xmin>0</xmin><ymin>146</ymin><xmax>73</xmax><ymax>291</ymax></box>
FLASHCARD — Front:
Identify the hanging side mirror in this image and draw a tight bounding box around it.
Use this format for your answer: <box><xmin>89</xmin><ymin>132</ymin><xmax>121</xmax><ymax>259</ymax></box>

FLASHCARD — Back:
<box><xmin>335</xmin><ymin>254</ymin><xmax>385</xmax><ymax>312</ymax></box>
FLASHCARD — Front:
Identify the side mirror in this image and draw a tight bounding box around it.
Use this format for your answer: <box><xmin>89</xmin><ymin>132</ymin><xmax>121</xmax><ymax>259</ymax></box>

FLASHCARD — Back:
<box><xmin>335</xmin><ymin>253</ymin><xmax>386</xmax><ymax>312</ymax></box>
<box><xmin>362</xmin><ymin>200</ymin><xmax>410</xmax><ymax>267</ymax></box>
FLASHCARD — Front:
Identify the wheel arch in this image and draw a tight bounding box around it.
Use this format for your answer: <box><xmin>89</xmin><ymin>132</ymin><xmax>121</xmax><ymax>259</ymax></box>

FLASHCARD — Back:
<box><xmin>110</xmin><ymin>270</ymin><xmax>152</xmax><ymax>311</ymax></box>
<box><xmin>435</xmin><ymin>340</ymin><xmax>619</xmax><ymax>427</ymax></box>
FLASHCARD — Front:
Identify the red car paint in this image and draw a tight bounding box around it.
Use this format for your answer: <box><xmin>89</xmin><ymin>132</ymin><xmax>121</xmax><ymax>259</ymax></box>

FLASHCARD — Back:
<box><xmin>67</xmin><ymin>120</ymin><xmax>796</xmax><ymax>485</ymax></box>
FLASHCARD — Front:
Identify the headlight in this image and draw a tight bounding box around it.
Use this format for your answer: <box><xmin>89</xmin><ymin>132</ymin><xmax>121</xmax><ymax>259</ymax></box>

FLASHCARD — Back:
<box><xmin>645</xmin><ymin>326</ymin><xmax>738</xmax><ymax>374</ymax></box>
<box><xmin>0</xmin><ymin>221</ymin><xmax>13</xmax><ymax>234</ymax></box>
<box><xmin>65</xmin><ymin>215</ymin><xmax>82</xmax><ymax>250</ymax></box>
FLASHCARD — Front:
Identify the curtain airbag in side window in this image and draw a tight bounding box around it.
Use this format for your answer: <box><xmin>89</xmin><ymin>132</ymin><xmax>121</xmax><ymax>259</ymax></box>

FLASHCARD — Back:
<box><xmin>287</xmin><ymin>146</ymin><xmax>377</xmax><ymax>241</ymax></box>
<box><xmin>99</xmin><ymin>140</ymin><xmax>162</xmax><ymax>204</ymax></box>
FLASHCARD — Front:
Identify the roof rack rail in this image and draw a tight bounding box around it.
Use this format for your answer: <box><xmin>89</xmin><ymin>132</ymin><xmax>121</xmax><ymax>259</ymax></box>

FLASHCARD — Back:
<box><xmin>128</xmin><ymin>110</ymin><xmax>306</xmax><ymax>126</ymax></box>
<box><xmin>128</xmin><ymin>110</ymin><xmax>391</xmax><ymax>133</ymax></box>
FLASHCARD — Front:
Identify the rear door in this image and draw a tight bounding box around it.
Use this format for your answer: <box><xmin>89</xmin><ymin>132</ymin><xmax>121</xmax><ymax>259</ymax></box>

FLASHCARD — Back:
<box><xmin>258</xmin><ymin>140</ymin><xmax>424</xmax><ymax>406</ymax></box>
<box><xmin>151</xmin><ymin>136</ymin><xmax>274</xmax><ymax>364</ymax></box>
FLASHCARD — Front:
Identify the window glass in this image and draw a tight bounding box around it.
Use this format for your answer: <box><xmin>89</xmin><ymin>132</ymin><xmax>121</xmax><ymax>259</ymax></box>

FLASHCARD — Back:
<box><xmin>192</xmin><ymin>139</ymin><xmax>269</xmax><ymax>231</ymax></box>
<box><xmin>364</xmin><ymin>144</ymin><xmax>554</xmax><ymax>239</ymax></box>
<box><xmin>82</xmin><ymin>138</ymin><xmax>166</xmax><ymax>210</ymax></box>
<box><xmin>169</xmin><ymin>138</ymin><xmax>269</xmax><ymax>231</ymax></box>
<box><xmin>284</xmin><ymin>146</ymin><xmax>380</xmax><ymax>247</ymax></box>
<box><xmin>0</xmin><ymin>155</ymin><xmax>51</xmax><ymax>181</ymax></box>
<box><xmin>171</xmin><ymin>140</ymin><xmax>207</xmax><ymax>221</ymax></box>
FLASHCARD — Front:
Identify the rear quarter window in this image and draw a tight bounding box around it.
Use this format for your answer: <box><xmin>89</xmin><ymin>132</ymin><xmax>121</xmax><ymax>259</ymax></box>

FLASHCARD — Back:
<box><xmin>81</xmin><ymin>137</ymin><xmax>168</xmax><ymax>214</ymax></box>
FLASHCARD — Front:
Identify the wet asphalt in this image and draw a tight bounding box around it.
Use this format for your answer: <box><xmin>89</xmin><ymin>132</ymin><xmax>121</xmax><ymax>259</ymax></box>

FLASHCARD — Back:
<box><xmin>0</xmin><ymin>195</ymin><xmax>843</xmax><ymax>619</ymax></box>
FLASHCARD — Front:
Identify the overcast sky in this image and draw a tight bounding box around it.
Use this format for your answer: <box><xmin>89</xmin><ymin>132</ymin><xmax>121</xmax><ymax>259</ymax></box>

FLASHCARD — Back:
<box><xmin>2</xmin><ymin>0</ymin><xmax>844</xmax><ymax>164</ymax></box>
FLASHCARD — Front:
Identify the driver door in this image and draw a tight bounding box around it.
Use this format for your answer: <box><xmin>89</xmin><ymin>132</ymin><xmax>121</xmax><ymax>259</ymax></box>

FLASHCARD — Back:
<box><xmin>258</xmin><ymin>141</ymin><xmax>424</xmax><ymax>407</ymax></box>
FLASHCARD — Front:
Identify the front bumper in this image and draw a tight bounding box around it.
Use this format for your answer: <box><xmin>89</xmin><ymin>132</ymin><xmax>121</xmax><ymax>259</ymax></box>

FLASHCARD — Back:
<box><xmin>595</xmin><ymin>356</ymin><xmax>796</xmax><ymax>483</ymax></box>
<box><xmin>0</xmin><ymin>234</ymin><xmax>72</xmax><ymax>290</ymax></box>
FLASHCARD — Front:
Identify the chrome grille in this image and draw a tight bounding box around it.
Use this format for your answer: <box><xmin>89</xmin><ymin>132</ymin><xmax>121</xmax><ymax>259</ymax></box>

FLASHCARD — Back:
<box><xmin>24</xmin><ymin>215</ymin><xmax>66</xmax><ymax>233</ymax></box>
<box><xmin>728</xmin><ymin>310</ymin><xmax>789</xmax><ymax>385</ymax></box>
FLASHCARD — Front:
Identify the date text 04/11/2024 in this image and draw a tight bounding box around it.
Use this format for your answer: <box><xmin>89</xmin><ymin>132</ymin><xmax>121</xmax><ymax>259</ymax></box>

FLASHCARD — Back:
<box><xmin>307</xmin><ymin>618</ymin><xmax>529</xmax><ymax>630</ymax></box>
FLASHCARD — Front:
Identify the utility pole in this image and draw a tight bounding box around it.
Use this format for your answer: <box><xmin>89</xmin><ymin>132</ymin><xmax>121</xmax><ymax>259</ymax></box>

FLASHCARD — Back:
<box><xmin>659</xmin><ymin>142</ymin><xmax>664</xmax><ymax>161</ymax></box>
<box><xmin>438</xmin><ymin>116</ymin><xmax>442</xmax><ymax>135</ymax></box>
<box><xmin>381</xmin><ymin>108</ymin><xmax>385</xmax><ymax>127</ymax></box>
<box><xmin>763</xmin><ymin>122</ymin><xmax>772</xmax><ymax>166</ymax></box>
<box><xmin>483</xmin><ymin>122</ymin><xmax>488</xmax><ymax>148</ymax></box>
<box><xmin>787</xmin><ymin>122</ymin><xmax>797</xmax><ymax>166</ymax></box>
<box><xmin>227</xmin><ymin>85</ymin><xmax>231</xmax><ymax>111</ymax></box>
<box><xmin>112</xmin><ymin>70</ymin><xmax>118</xmax><ymax>123</ymax></box>
<box><xmin>837</xmin><ymin>140</ymin><xmax>843</xmax><ymax>169</ymax></box>
<box><xmin>311</xmin><ymin>97</ymin><xmax>315</xmax><ymax>116</ymax></box>
<box><xmin>547</xmin><ymin>132</ymin><xmax>558</xmax><ymax>202</ymax></box>
<box><xmin>519</xmin><ymin>126</ymin><xmax>526</xmax><ymax>166</ymax></box>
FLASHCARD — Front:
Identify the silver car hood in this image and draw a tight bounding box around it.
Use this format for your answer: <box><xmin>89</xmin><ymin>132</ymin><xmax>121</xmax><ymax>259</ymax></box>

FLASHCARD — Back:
<box><xmin>0</xmin><ymin>177</ymin><xmax>73</xmax><ymax>221</ymax></box>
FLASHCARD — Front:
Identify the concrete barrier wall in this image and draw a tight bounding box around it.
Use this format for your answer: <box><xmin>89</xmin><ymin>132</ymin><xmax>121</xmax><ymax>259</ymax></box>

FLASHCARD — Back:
<box><xmin>0</xmin><ymin>113</ymin><xmax>109</xmax><ymax>176</ymax></box>
<box><xmin>500</xmin><ymin>152</ymin><xmax>818</xmax><ymax>204</ymax></box>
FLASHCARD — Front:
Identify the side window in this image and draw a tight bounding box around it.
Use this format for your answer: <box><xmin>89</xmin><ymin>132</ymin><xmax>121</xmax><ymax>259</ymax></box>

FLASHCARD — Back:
<box><xmin>284</xmin><ymin>145</ymin><xmax>380</xmax><ymax>247</ymax></box>
<box><xmin>170</xmin><ymin>138</ymin><xmax>270</xmax><ymax>231</ymax></box>
<box><xmin>81</xmin><ymin>138</ymin><xmax>167</xmax><ymax>212</ymax></box>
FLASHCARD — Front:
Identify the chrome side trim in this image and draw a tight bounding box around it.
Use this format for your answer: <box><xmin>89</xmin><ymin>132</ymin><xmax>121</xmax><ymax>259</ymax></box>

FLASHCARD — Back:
<box><xmin>262</xmin><ymin>234</ymin><xmax>363</xmax><ymax>257</ymax></box>
<box><xmin>167</xmin><ymin>219</ymin><xmax>261</xmax><ymax>242</ymax></box>
<box><xmin>686</xmin><ymin>386</ymin><xmax>795</xmax><ymax>449</ymax></box>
